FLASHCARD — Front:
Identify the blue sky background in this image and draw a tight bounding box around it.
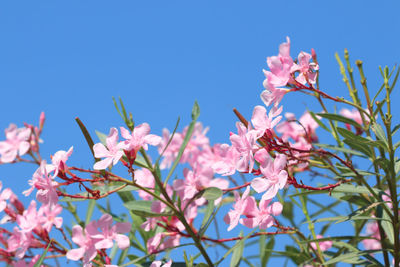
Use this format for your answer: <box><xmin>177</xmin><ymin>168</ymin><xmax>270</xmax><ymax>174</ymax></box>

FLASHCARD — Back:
<box><xmin>0</xmin><ymin>1</ymin><xmax>399</xmax><ymax>266</ymax></box>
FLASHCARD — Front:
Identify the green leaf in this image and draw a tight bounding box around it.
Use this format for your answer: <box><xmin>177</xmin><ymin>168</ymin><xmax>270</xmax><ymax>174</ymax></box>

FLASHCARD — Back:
<box><xmin>75</xmin><ymin>117</ymin><xmax>96</xmax><ymax>158</ymax></box>
<box><xmin>313</xmin><ymin>143</ymin><xmax>365</xmax><ymax>157</ymax></box>
<box><xmin>309</xmin><ymin>111</ymin><xmax>330</xmax><ymax>132</ymax></box>
<box><xmin>342</xmin><ymin>139</ymin><xmax>373</xmax><ymax>158</ymax></box>
<box><xmin>33</xmin><ymin>240</ymin><xmax>52</xmax><ymax>267</ymax></box>
<box><xmin>322</xmin><ymin>250</ymin><xmax>383</xmax><ymax>265</ymax></box>
<box><xmin>395</xmin><ymin>159</ymin><xmax>400</xmax><ymax>174</ymax></box>
<box><xmin>379</xmin><ymin>204</ymin><xmax>394</xmax><ymax>245</ymax></box>
<box><xmin>392</xmin><ymin>123</ymin><xmax>400</xmax><ymax>135</ymax></box>
<box><xmin>338</xmin><ymin>127</ymin><xmax>386</xmax><ymax>150</ymax></box>
<box><xmin>203</xmin><ymin>187</ymin><xmax>222</xmax><ymax>201</ymax></box>
<box><xmin>230</xmin><ymin>231</ymin><xmax>245</xmax><ymax>267</ymax></box>
<box><xmin>261</xmin><ymin>236</ymin><xmax>274</xmax><ymax>267</ymax></box>
<box><xmin>215</xmin><ymin>229</ymin><xmax>256</xmax><ymax>266</ymax></box>
<box><xmin>317</xmin><ymin>113</ymin><xmax>362</xmax><ymax>129</ymax></box>
<box><xmin>85</xmin><ymin>199</ymin><xmax>96</xmax><ymax>225</ymax></box>
<box><xmin>284</xmin><ymin>245</ymin><xmax>310</xmax><ymax>265</ymax></box>
<box><xmin>200</xmin><ymin>201</ymin><xmax>214</xmax><ymax>232</ymax></box>
<box><xmin>371</xmin><ymin>123</ymin><xmax>388</xmax><ymax>148</ymax></box>
<box><xmin>282</xmin><ymin>201</ymin><xmax>293</xmax><ymax>219</ymax></box>
<box><xmin>164</xmin><ymin>101</ymin><xmax>200</xmax><ymax>185</ymax></box>
<box><xmin>192</xmin><ymin>100</ymin><xmax>200</xmax><ymax>120</ymax></box>
<box><xmin>331</xmin><ymin>184</ymin><xmax>383</xmax><ymax>195</ymax></box>
<box><xmin>124</xmin><ymin>200</ymin><xmax>173</xmax><ymax>217</ymax></box>
<box><xmin>95</xmin><ymin>130</ymin><xmax>108</xmax><ymax>145</ymax></box>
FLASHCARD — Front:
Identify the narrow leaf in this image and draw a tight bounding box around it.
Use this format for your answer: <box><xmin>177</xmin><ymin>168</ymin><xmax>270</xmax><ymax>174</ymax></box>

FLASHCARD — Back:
<box><xmin>230</xmin><ymin>231</ymin><xmax>245</xmax><ymax>267</ymax></box>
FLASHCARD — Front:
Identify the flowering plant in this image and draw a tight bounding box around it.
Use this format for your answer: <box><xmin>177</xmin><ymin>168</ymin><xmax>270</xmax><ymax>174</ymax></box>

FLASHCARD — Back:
<box><xmin>0</xmin><ymin>37</ymin><xmax>399</xmax><ymax>266</ymax></box>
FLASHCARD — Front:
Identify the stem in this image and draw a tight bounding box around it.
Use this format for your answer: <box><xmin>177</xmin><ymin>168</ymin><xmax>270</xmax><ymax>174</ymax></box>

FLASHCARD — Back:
<box><xmin>139</xmin><ymin>149</ymin><xmax>214</xmax><ymax>266</ymax></box>
<box><xmin>383</xmin><ymin>69</ymin><xmax>400</xmax><ymax>266</ymax></box>
<box><xmin>298</xmin><ymin>190</ymin><xmax>325</xmax><ymax>264</ymax></box>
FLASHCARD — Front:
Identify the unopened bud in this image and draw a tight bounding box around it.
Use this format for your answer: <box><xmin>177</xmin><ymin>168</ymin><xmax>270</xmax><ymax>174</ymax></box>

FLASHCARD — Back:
<box><xmin>39</xmin><ymin>112</ymin><xmax>45</xmax><ymax>132</ymax></box>
<box><xmin>311</xmin><ymin>48</ymin><xmax>317</xmax><ymax>62</ymax></box>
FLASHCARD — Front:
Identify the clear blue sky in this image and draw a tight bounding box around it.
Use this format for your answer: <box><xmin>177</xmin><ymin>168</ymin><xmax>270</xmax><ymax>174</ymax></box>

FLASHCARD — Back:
<box><xmin>0</xmin><ymin>1</ymin><xmax>399</xmax><ymax>266</ymax></box>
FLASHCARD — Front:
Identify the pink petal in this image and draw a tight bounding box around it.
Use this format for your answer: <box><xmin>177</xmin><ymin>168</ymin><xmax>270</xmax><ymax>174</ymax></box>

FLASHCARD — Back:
<box><xmin>93</xmin><ymin>143</ymin><xmax>110</xmax><ymax>158</ymax></box>
<box><xmin>115</xmin><ymin>234</ymin><xmax>130</xmax><ymax>249</ymax></box>
<box><xmin>115</xmin><ymin>222</ymin><xmax>131</xmax><ymax>233</ymax></box>
<box><xmin>251</xmin><ymin>177</ymin><xmax>270</xmax><ymax>193</ymax></box>
<box><xmin>66</xmin><ymin>247</ymin><xmax>85</xmax><ymax>261</ymax></box>
<box><xmin>93</xmin><ymin>157</ymin><xmax>113</xmax><ymax>170</ymax></box>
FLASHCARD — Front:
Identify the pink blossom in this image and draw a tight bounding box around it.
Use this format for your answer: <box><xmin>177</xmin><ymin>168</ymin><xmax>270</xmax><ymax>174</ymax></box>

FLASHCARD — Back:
<box><xmin>147</xmin><ymin>232</ymin><xmax>181</xmax><ymax>254</ymax></box>
<box><xmin>340</xmin><ymin>108</ymin><xmax>370</xmax><ymax>126</ymax></box>
<box><xmin>224</xmin><ymin>186</ymin><xmax>253</xmax><ymax>231</ymax></box>
<box><xmin>158</xmin><ymin>123</ymin><xmax>209</xmax><ymax>169</ymax></box>
<box><xmin>48</xmin><ymin>146</ymin><xmax>73</xmax><ymax>177</ymax></box>
<box><xmin>251</xmin><ymin>151</ymin><xmax>288</xmax><ymax>200</ymax></box>
<box><xmin>241</xmin><ymin>198</ymin><xmax>283</xmax><ymax>229</ymax></box>
<box><xmin>173</xmin><ymin>166</ymin><xmax>228</xmax><ymax>202</ymax></box>
<box><xmin>16</xmin><ymin>201</ymin><xmax>39</xmax><ymax>233</ymax></box>
<box><xmin>24</xmin><ymin>161</ymin><xmax>59</xmax><ymax>205</ymax></box>
<box><xmin>230</xmin><ymin>122</ymin><xmax>258</xmax><ymax>172</ymax></box>
<box><xmin>362</xmin><ymin>221</ymin><xmax>381</xmax><ymax>250</ymax></box>
<box><xmin>251</xmin><ymin>105</ymin><xmax>282</xmax><ymax>138</ymax></box>
<box><xmin>310</xmin><ymin>235</ymin><xmax>332</xmax><ymax>251</ymax></box>
<box><xmin>120</xmin><ymin>123</ymin><xmax>161</xmax><ymax>152</ymax></box>
<box><xmin>263</xmin><ymin>37</ymin><xmax>294</xmax><ymax>88</ymax></box>
<box><xmin>260</xmin><ymin>86</ymin><xmax>288</xmax><ymax>107</ymax></box>
<box><xmin>293</xmin><ymin>51</ymin><xmax>318</xmax><ymax>85</ymax></box>
<box><xmin>12</xmin><ymin>254</ymin><xmax>42</xmax><ymax>267</ymax></box>
<box><xmin>93</xmin><ymin>128</ymin><xmax>125</xmax><ymax>170</ymax></box>
<box><xmin>135</xmin><ymin>168</ymin><xmax>155</xmax><ymax>200</ymax></box>
<box><xmin>86</xmin><ymin>214</ymin><xmax>131</xmax><ymax>250</ymax></box>
<box><xmin>0</xmin><ymin>124</ymin><xmax>31</xmax><ymax>163</ymax></box>
<box><xmin>7</xmin><ymin>227</ymin><xmax>33</xmax><ymax>259</ymax></box>
<box><xmin>210</xmin><ymin>144</ymin><xmax>239</xmax><ymax>176</ymax></box>
<box><xmin>66</xmin><ymin>225</ymin><xmax>98</xmax><ymax>264</ymax></box>
<box><xmin>0</xmin><ymin>182</ymin><xmax>12</xmax><ymax>212</ymax></box>
<box><xmin>38</xmin><ymin>203</ymin><xmax>63</xmax><ymax>232</ymax></box>
<box><xmin>277</xmin><ymin>112</ymin><xmax>319</xmax><ymax>142</ymax></box>
<box><xmin>150</xmin><ymin>259</ymin><xmax>172</xmax><ymax>267</ymax></box>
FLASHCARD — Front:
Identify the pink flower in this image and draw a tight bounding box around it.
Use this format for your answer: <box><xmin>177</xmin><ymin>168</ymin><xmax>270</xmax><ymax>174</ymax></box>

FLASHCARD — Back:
<box><xmin>173</xmin><ymin>166</ymin><xmax>228</xmax><ymax>202</ymax></box>
<box><xmin>0</xmin><ymin>124</ymin><xmax>31</xmax><ymax>163</ymax></box>
<box><xmin>150</xmin><ymin>259</ymin><xmax>172</xmax><ymax>267</ymax></box>
<box><xmin>16</xmin><ymin>201</ymin><xmax>39</xmax><ymax>233</ymax></box>
<box><xmin>158</xmin><ymin>123</ymin><xmax>209</xmax><ymax>169</ymax></box>
<box><xmin>7</xmin><ymin>227</ymin><xmax>33</xmax><ymax>259</ymax></box>
<box><xmin>362</xmin><ymin>221</ymin><xmax>381</xmax><ymax>250</ymax></box>
<box><xmin>251</xmin><ymin>105</ymin><xmax>282</xmax><ymax>138</ymax></box>
<box><xmin>277</xmin><ymin>112</ymin><xmax>319</xmax><ymax>142</ymax></box>
<box><xmin>310</xmin><ymin>235</ymin><xmax>332</xmax><ymax>252</ymax></box>
<box><xmin>293</xmin><ymin>51</ymin><xmax>318</xmax><ymax>85</ymax></box>
<box><xmin>263</xmin><ymin>37</ymin><xmax>294</xmax><ymax>88</ymax></box>
<box><xmin>340</xmin><ymin>108</ymin><xmax>370</xmax><ymax>126</ymax></box>
<box><xmin>230</xmin><ymin>122</ymin><xmax>258</xmax><ymax>172</ymax></box>
<box><xmin>48</xmin><ymin>146</ymin><xmax>73</xmax><ymax>177</ymax></box>
<box><xmin>147</xmin><ymin>232</ymin><xmax>181</xmax><ymax>254</ymax></box>
<box><xmin>210</xmin><ymin>144</ymin><xmax>240</xmax><ymax>176</ymax></box>
<box><xmin>135</xmin><ymin>168</ymin><xmax>155</xmax><ymax>200</ymax></box>
<box><xmin>38</xmin><ymin>203</ymin><xmax>63</xmax><ymax>232</ymax></box>
<box><xmin>224</xmin><ymin>186</ymin><xmax>253</xmax><ymax>231</ymax></box>
<box><xmin>120</xmin><ymin>123</ymin><xmax>161</xmax><ymax>152</ymax></box>
<box><xmin>12</xmin><ymin>254</ymin><xmax>42</xmax><ymax>267</ymax></box>
<box><xmin>66</xmin><ymin>225</ymin><xmax>98</xmax><ymax>264</ymax></box>
<box><xmin>24</xmin><ymin>161</ymin><xmax>59</xmax><ymax>205</ymax></box>
<box><xmin>0</xmin><ymin>182</ymin><xmax>12</xmax><ymax>212</ymax></box>
<box><xmin>93</xmin><ymin>128</ymin><xmax>125</xmax><ymax>170</ymax></box>
<box><xmin>86</xmin><ymin>214</ymin><xmax>131</xmax><ymax>250</ymax></box>
<box><xmin>241</xmin><ymin>198</ymin><xmax>283</xmax><ymax>229</ymax></box>
<box><xmin>251</xmin><ymin>151</ymin><xmax>288</xmax><ymax>200</ymax></box>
